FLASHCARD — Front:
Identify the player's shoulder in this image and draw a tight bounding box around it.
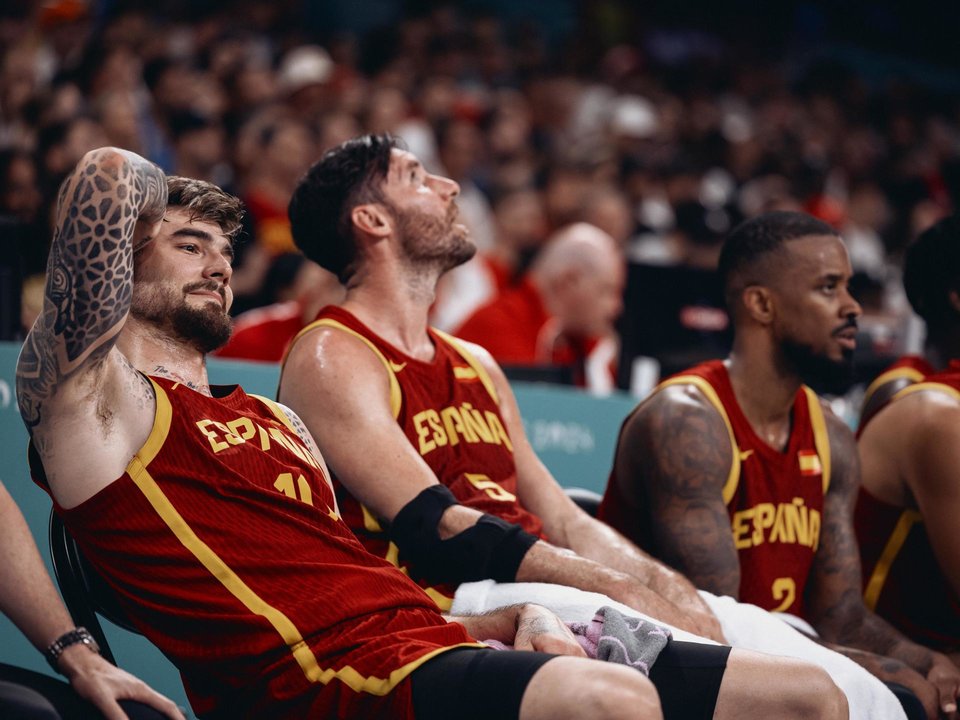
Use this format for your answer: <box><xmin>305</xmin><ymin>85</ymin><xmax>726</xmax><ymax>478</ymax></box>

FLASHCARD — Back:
<box><xmin>624</xmin><ymin>379</ymin><xmax>728</xmax><ymax>445</ymax></box>
<box><xmin>282</xmin><ymin>318</ymin><xmax>392</xmax><ymax>390</ymax></box>
<box><xmin>646</xmin><ymin>378</ymin><xmax>722</xmax><ymax>416</ymax></box>
<box><xmin>888</xmin><ymin>382</ymin><xmax>960</xmax><ymax>430</ymax></box>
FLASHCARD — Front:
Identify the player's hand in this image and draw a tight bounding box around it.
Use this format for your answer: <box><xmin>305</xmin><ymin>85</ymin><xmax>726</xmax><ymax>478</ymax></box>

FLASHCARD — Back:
<box><xmin>866</xmin><ymin>655</ymin><xmax>939</xmax><ymax>719</ymax></box>
<box><xmin>59</xmin><ymin>645</ymin><xmax>186</xmax><ymax>720</ymax></box>
<box><xmin>513</xmin><ymin>604</ymin><xmax>586</xmax><ymax>658</ymax></box>
<box><xmin>927</xmin><ymin>651</ymin><xmax>960</xmax><ymax>719</ymax></box>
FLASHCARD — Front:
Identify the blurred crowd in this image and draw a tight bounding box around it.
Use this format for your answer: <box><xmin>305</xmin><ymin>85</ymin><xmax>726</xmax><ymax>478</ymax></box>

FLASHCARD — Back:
<box><xmin>2</xmin><ymin>0</ymin><xmax>959</xmax><ymax>390</ymax></box>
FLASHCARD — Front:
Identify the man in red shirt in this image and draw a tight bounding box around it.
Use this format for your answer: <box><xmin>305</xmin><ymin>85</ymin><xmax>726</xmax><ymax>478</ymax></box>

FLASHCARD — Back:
<box><xmin>279</xmin><ymin>134</ymin><xmax>863</xmax><ymax>719</ymax></box>
<box><xmin>856</xmin><ymin>215</ymin><xmax>960</xmax><ymax>655</ymax></box>
<box><xmin>601</xmin><ymin>210</ymin><xmax>960</xmax><ymax>718</ymax></box>
<box><xmin>455</xmin><ymin>222</ymin><xmax>623</xmax><ymax>392</ymax></box>
<box><xmin>17</xmin><ymin>146</ymin><xmax>665</xmax><ymax>720</ymax></box>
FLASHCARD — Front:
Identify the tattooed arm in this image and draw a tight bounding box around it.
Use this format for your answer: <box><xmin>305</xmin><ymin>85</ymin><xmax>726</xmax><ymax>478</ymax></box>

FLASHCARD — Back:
<box><xmin>612</xmin><ymin>384</ymin><xmax>741</xmax><ymax>598</ymax></box>
<box><xmin>806</xmin><ymin>408</ymin><xmax>960</xmax><ymax>718</ymax></box>
<box><xmin>471</xmin><ymin>344</ymin><xmax>724</xmax><ymax>642</ymax></box>
<box><xmin>16</xmin><ymin>147</ymin><xmax>167</xmax><ymax>506</ymax></box>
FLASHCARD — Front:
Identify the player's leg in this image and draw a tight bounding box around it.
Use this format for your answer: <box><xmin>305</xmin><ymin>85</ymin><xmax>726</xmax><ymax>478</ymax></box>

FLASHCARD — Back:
<box><xmin>519</xmin><ymin>656</ymin><xmax>662</xmax><ymax>720</ymax></box>
<box><xmin>410</xmin><ymin>647</ymin><xmax>662</xmax><ymax>720</ymax></box>
<box><xmin>714</xmin><ymin>647</ymin><xmax>848</xmax><ymax>720</ymax></box>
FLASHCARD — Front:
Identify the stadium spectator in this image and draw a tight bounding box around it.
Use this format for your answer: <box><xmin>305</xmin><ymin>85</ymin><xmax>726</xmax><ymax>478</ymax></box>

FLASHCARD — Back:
<box><xmin>455</xmin><ymin>222</ymin><xmax>624</xmax><ymax>392</ymax></box>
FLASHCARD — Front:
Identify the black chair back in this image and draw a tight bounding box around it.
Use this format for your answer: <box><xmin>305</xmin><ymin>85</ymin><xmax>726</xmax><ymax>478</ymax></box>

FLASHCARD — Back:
<box><xmin>48</xmin><ymin>509</ymin><xmax>139</xmax><ymax>665</ymax></box>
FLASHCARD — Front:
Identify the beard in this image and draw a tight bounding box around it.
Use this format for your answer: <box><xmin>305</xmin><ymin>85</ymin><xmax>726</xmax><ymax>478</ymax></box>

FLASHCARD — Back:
<box><xmin>131</xmin><ymin>280</ymin><xmax>232</xmax><ymax>353</ymax></box>
<box><xmin>780</xmin><ymin>338</ymin><xmax>856</xmax><ymax>395</ymax></box>
<box><xmin>392</xmin><ymin>202</ymin><xmax>476</xmax><ymax>274</ymax></box>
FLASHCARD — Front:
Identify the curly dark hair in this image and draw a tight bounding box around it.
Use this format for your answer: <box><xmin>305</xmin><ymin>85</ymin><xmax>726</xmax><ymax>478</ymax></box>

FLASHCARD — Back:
<box><xmin>166</xmin><ymin>175</ymin><xmax>244</xmax><ymax>240</ymax></box>
<box><xmin>288</xmin><ymin>134</ymin><xmax>398</xmax><ymax>283</ymax></box>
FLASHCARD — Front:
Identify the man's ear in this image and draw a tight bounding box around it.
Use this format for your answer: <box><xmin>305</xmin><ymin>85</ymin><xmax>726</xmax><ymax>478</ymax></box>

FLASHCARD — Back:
<box><xmin>350</xmin><ymin>203</ymin><xmax>392</xmax><ymax>240</ymax></box>
<box><xmin>742</xmin><ymin>285</ymin><xmax>775</xmax><ymax>324</ymax></box>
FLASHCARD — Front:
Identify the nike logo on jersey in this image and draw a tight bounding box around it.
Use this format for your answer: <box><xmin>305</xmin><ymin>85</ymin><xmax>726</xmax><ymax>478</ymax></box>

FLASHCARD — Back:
<box><xmin>453</xmin><ymin>366</ymin><xmax>478</xmax><ymax>380</ymax></box>
<box><xmin>739</xmin><ymin>449</ymin><xmax>754</xmax><ymax>461</ymax></box>
<box><xmin>389</xmin><ymin>361</ymin><xmax>407</xmax><ymax>373</ymax></box>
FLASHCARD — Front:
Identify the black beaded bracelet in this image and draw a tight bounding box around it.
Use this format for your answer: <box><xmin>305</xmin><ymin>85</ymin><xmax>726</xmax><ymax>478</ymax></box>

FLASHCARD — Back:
<box><xmin>44</xmin><ymin>627</ymin><xmax>100</xmax><ymax>673</ymax></box>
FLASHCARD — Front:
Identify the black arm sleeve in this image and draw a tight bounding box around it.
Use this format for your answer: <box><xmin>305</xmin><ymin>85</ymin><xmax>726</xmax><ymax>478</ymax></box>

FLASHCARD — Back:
<box><xmin>389</xmin><ymin>485</ymin><xmax>539</xmax><ymax>584</ymax></box>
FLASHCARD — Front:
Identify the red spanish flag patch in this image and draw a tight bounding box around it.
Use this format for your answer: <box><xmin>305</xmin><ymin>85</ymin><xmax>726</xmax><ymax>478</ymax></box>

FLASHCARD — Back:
<box><xmin>798</xmin><ymin>449</ymin><xmax>822</xmax><ymax>476</ymax></box>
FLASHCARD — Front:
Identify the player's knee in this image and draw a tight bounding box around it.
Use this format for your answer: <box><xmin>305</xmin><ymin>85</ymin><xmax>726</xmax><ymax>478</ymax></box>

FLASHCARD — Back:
<box><xmin>579</xmin><ymin>663</ymin><xmax>662</xmax><ymax>720</ymax></box>
<box><xmin>786</xmin><ymin>664</ymin><xmax>848</xmax><ymax>719</ymax></box>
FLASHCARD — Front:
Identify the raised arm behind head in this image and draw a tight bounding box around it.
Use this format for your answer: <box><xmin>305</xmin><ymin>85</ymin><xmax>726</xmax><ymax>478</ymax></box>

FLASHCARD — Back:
<box><xmin>16</xmin><ymin>147</ymin><xmax>168</xmax><ymax>505</ymax></box>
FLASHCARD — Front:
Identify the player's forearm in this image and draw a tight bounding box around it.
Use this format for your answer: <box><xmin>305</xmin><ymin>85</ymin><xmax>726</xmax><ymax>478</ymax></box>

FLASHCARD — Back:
<box><xmin>17</xmin><ymin>149</ymin><xmax>166</xmax><ymax>428</ymax></box>
<box><xmin>446</xmin><ymin>605</ymin><xmax>523</xmax><ymax>642</ymax></box>
<box><xmin>818</xmin><ymin>603</ymin><xmax>935</xmax><ymax>675</ymax></box>
<box><xmin>515</xmin><ymin>540</ymin><xmax>702</xmax><ymax>633</ymax></box>
<box><xmin>47</xmin><ymin>147</ymin><xmax>166</xmax><ymax>296</ymax></box>
<box><xmin>0</xmin><ymin>488</ymin><xmax>75</xmax><ymax>650</ymax></box>
<box><xmin>564</xmin><ymin>513</ymin><xmax>718</xmax><ymax>617</ymax></box>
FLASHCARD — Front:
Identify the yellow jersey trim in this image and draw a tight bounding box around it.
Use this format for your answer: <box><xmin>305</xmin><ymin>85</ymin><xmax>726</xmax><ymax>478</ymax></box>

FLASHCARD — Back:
<box><xmin>361</xmin><ymin>504</ymin><xmax>384</xmax><ymax>533</ymax></box>
<box><xmin>863</xmin><ymin>509</ymin><xmax>922</xmax><ymax>611</ymax></box>
<box><xmin>249</xmin><ymin>394</ymin><xmax>298</xmax><ymax>434</ymax></box>
<box><xmin>803</xmin><ymin>387</ymin><xmax>832</xmax><ymax>495</ymax></box>
<box><xmin>131</xmin><ymin>381</ymin><xmax>480</xmax><ymax>693</ymax></box>
<box><xmin>292</xmin><ymin>319</ymin><xmax>403</xmax><ymax>419</ymax></box>
<box><xmin>657</xmin><ymin>375</ymin><xmax>740</xmax><ymax>505</ymax></box>
<box><xmin>433</xmin><ymin>329</ymin><xmax>500</xmax><ymax>405</ymax></box>
<box><xmin>424</xmin><ymin>588</ymin><xmax>453</xmax><ymax>612</ymax></box>
<box><xmin>893</xmin><ymin>381</ymin><xmax>960</xmax><ymax>404</ymax></box>
<box><xmin>138</xmin><ymin>378</ymin><xmax>174</xmax><ymax>467</ymax></box>
<box><xmin>862</xmin><ymin>366</ymin><xmax>926</xmax><ymax>409</ymax></box>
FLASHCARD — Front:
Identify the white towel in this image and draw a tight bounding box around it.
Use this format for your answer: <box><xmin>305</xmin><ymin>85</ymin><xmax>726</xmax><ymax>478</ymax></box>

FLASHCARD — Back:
<box><xmin>452</xmin><ymin>580</ymin><xmax>906</xmax><ymax>720</ymax></box>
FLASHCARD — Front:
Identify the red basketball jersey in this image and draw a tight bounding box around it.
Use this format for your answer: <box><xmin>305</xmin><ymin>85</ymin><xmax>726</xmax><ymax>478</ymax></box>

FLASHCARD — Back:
<box><xmin>289</xmin><ymin>306</ymin><xmax>546</xmax><ymax>609</ymax></box>
<box><xmin>601</xmin><ymin>360</ymin><xmax>830</xmax><ymax>617</ymax></box>
<box><xmin>32</xmin><ymin>376</ymin><xmax>476</xmax><ymax>719</ymax></box>
<box><xmin>856</xmin><ymin>366</ymin><xmax>960</xmax><ymax>649</ymax></box>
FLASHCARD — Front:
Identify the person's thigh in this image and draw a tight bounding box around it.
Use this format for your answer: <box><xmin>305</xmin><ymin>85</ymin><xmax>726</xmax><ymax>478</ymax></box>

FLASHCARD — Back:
<box><xmin>647</xmin><ymin>640</ymin><xmax>732</xmax><ymax>720</ymax></box>
<box><xmin>712</xmin><ymin>647</ymin><xmax>847</xmax><ymax>720</ymax></box>
<box><xmin>411</xmin><ymin>647</ymin><xmax>555</xmax><ymax>720</ymax></box>
<box><xmin>517</xmin><ymin>655</ymin><xmax>661</xmax><ymax>720</ymax></box>
<box><xmin>412</xmin><ymin>648</ymin><xmax>665</xmax><ymax>720</ymax></box>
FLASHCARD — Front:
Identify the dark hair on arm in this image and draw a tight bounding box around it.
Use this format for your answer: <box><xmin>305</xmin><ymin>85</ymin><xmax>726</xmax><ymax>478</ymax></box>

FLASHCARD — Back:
<box><xmin>717</xmin><ymin>210</ymin><xmax>838</xmax><ymax>307</ymax></box>
<box><xmin>288</xmin><ymin>134</ymin><xmax>399</xmax><ymax>283</ymax></box>
<box><xmin>903</xmin><ymin>214</ymin><xmax>960</xmax><ymax>332</ymax></box>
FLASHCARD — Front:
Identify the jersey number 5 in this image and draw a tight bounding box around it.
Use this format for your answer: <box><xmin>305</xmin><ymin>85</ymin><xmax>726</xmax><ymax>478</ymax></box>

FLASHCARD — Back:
<box><xmin>464</xmin><ymin>473</ymin><xmax>516</xmax><ymax>502</ymax></box>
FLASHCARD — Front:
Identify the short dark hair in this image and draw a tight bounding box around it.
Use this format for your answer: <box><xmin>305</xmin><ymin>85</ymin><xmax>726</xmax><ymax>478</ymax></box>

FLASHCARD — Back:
<box><xmin>288</xmin><ymin>134</ymin><xmax>398</xmax><ymax>283</ymax></box>
<box><xmin>166</xmin><ymin>176</ymin><xmax>244</xmax><ymax>240</ymax></box>
<box><xmin>718</xmin><ymin>210</ymin><xmax>838</xmax><ymax>309</ymax></box>
<box><xmin>903</xmin><ymin>215</ymin><xmax>960</xmax><ymax>332</ymax></box>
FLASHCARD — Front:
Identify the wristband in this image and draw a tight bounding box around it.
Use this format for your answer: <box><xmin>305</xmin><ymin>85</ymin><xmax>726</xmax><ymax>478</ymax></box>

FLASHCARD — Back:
<box><xmin>44</xmin><ymin>627</ymin><xmax>100</xmax><ymax>673</ymax></box>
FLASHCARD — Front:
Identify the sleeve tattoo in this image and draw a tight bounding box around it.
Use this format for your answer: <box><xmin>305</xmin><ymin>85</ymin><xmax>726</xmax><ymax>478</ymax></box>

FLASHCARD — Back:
<box><xmin>618</xmin><ymin>389</ymin><xmax>741</xmax><ymax>596</ymax></box>
<box><xmin>17</xmin><ymin>149</ymin><xmax>167</xmax><ymax>431</ymax></box>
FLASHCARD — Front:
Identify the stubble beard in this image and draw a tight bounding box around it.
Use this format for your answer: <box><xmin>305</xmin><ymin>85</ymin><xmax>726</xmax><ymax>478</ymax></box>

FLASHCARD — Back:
<box><xmin>393</xmin><ymin>203</ymin><xmax>476</xmax><ymax>274</ymax></box>
<box><xmin>780</xmin><ymin>338</ymin><xmax>855</xmax><ymax>394</ymax></box>
<box><xmin>131</xmin><ymin>281</ymin><xmax>233</xmax><ymax>353</ymax></box>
